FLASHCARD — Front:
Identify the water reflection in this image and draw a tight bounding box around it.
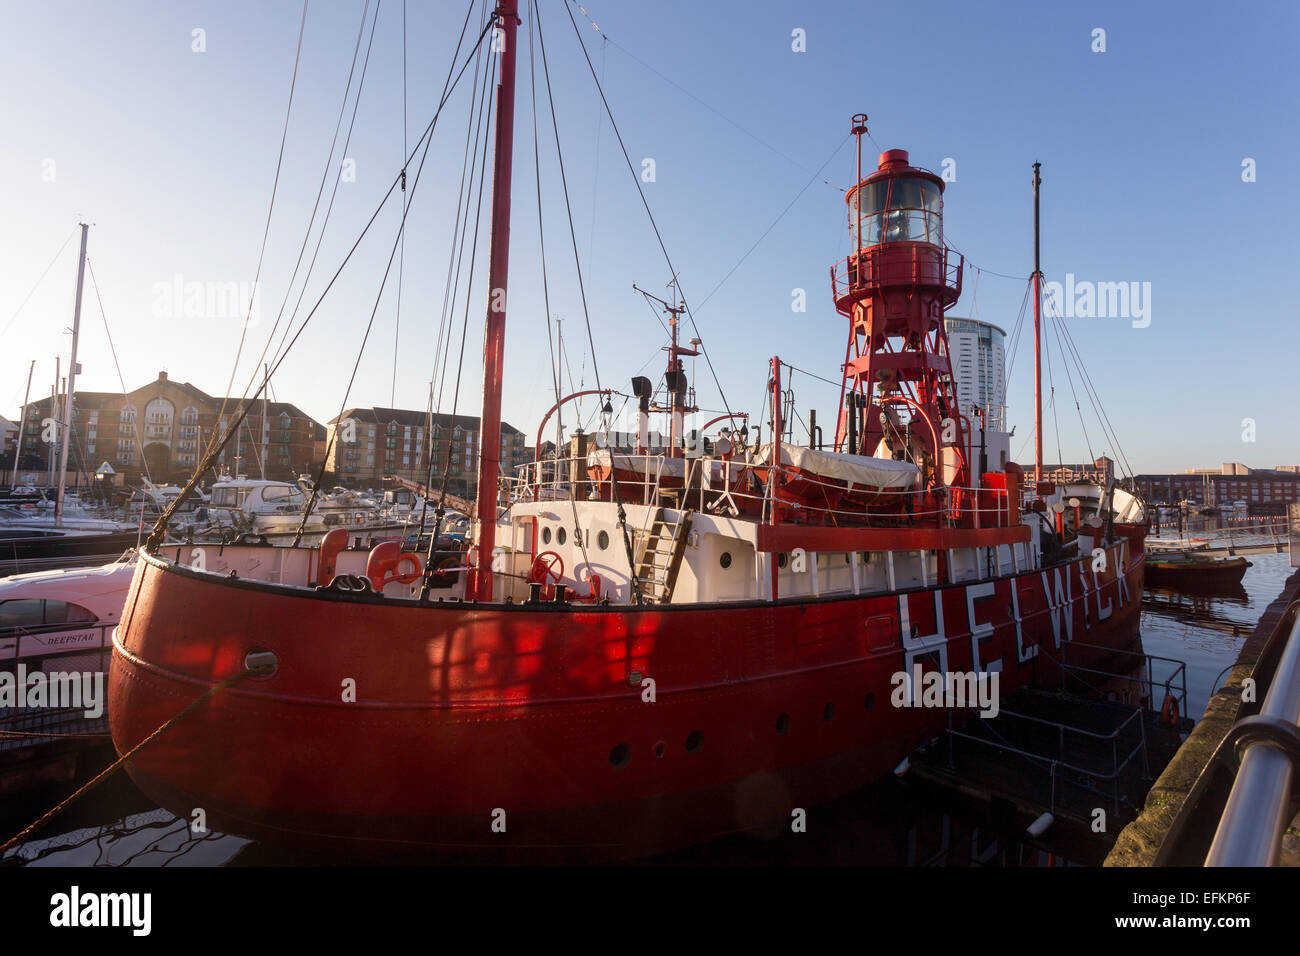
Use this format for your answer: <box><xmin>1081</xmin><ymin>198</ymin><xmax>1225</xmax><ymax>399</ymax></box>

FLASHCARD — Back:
<box><xmin>1139</xmin><ymin>550</ymin><xmax>1293</xmax><ymax>720</ymax></box>
<box><xmin>2</xmin><ymin>808</ymin><xmax>248</xmax><ymax>867</ymax></box>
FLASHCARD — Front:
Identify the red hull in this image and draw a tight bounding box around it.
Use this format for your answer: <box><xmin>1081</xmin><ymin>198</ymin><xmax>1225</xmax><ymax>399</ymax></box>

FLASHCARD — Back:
<box><xmin>109</xmin><ymin>536</ymin><xmax>1144</xmax><ymax>859</ymax></box>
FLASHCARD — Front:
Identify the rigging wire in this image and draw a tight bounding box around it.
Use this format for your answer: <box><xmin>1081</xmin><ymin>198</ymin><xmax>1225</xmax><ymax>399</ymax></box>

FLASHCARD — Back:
<box><xmin>416</xmin><ymin>0</ymin><xmax>491</xmax><ymax>547</ymax></box>
<box><xmin>266</xmin><ymin>0</ymin><xmax>385</xmax><ymax>387</ymax></box>
<box><xmin>1042</xmin><ymin>278</ymin><xmax>1137</xmax><ymax>480</ymax></box>
<box><xmin>392</xmin><ymin>0</ymin><xmax>408</xmax><ymax>408</ymax></box>
<box><xmin>150</xmin><ymin>5</ymin><xmax>498</xmax><ymax>547</ymax></box>
<box><xmin>562</xmin><ymin>0</ymin><xmax>736</xmax><ymax>425</ymax></box>
<box><xmin>84</xmin><ymin>259</ymin><xmax>153</xmax><ymax>484</ymax></box>
<box><xmin>1046</xmin><ymin>303</ymin><xmax>1096</xmax><ymax>463</ymax></box>
<box><xmin>236</xmin><ymin>0</ymin><xmax>372</xmax><ymax>422</ymax></box>
<box><xmin>1041</xmin><ymin>306</ymin><xmax>1064</xmax><ymax>469</ymax></box>
<box><xmin>428</xmin><ymin>0</ymin><xmax>492</xmax><ymax>428</ymax></box>
<box><xmin>694</xmin><ymin>133</ymin><xmax>852</xmax><ymax>314</ymax></box>
<box><xmin>208</xmin><ymin>0</ymin><xmax>309</xmax><ymax>465</ymax></box>
<box><xmin>415</xmin><ymin>2</ymin><xmax>493</xmax><ymax>556</ymax></box>
<box><xmin>1003</xmin><ymin>277</ymin><xmax>1033</xmax><ymax>381</ymax></box>
<box><xmin>0</xmin><ymin>225</ymin><xmax>79</xmax><ymax>342</ymax></box>
<box><xmin>535</xmin><ymin>3</ymin><xmax>603</xmax><ymax>396</ymax></box>
<box><xmin>528</xmin><ymin>3</ymin><xmax>597</xmax><ymax>580</ymax></box>
<box><xmin>295</xmin><ymin>9</ymin><xmax>490</xmax><ymax>543</ymax></box>
<box><xmin>565</xmin><ymin>0</ymin><xmax>824</xmax><ymax>178</ymax></box>
<box><xmin>943</xmin><ymin>236</ymin><xmax>1030</xmax><ymax>283</ymax></box>
<box><xmin>417</xmin><ymin>24</ymin><xmax>499</xmax><ymax>589</ymax></box>
<box><xmin>583</xmin><ymin>33</ymin><xmax>607</xmax><ymax>270</ymax></box>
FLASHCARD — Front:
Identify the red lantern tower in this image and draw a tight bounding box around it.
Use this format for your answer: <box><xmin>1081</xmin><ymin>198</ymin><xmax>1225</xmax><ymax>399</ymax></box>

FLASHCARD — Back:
<box><xmin>830</xmin><ymin>114</ymin><xmax>968</xmax><ymax>523</ymax></box>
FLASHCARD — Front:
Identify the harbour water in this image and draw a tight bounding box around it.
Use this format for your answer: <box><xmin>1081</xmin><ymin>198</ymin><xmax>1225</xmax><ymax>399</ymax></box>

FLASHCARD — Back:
<box><xmin>2</xmin><ymin>551</ymin><xmax>1292</xmax><ymax>868</ymax></box>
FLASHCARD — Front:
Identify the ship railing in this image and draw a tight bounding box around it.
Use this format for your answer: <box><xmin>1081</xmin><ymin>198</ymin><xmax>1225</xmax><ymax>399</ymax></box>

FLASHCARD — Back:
<box><xmin>1059</xmin><ymin>643</ymin><xmax>1188</xmax><ymax>722</ymax></box>
<box><xmin>944</xmin><ymin>702</ymin><xmax>1151</xmax><ymax>819</ymax></box>
<box><xmin>0</xmin><ymin>621</ymin><xmax>115</xmax><ymax>752</ymax></box>
<box><xmin>1185</xmin><ymin>519</ymin><xmax>1290</xmax><ymax>553</ymax></box>
<box><xmin>509</xmin><ymin>456</ymin><xmax>1026</xmax><ymax>530</ymax></box>
<box><xmin>829</xmin><ymin>246</ymin><xmax>964</xmax><ymax>306</ymax></box>
<box><xmin>755</xmin><ymin>463</ymin><xmax>1019</xmax><ymax>529</ymax></box>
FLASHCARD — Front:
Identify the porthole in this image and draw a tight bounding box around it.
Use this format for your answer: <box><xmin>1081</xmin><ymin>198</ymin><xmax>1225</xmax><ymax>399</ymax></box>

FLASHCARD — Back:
<box><xmin>719</xmin><ymin>551</ymin><xmax>732</xmax><ymax>569</ymax></box>
<box><xmin>823</xmin><ymin>702</ymin><xmax>835</xmax><ymax>722</ymax></box>
<box><xmin>685</xmin><ymin>730</ymin><xmax>703</xmax><ymax>754</ymax></box>
<box><xmin>609</xmin><ymin>743</ymin><xmax>630</xmax><ymax>768</ymax></box>
<box><xmin>775</xmin><ymin>713</ymin><xmax>790</xmax><ymax>735</ymax></box>
<box><xmin>778</xmin><ymin>552</ymin><xmax>788</xmax><ymax>569</ymax></box>
<box><xmin>598</xmin><ymin>530</ymin><xmax>609</xmax><ymax>550</ymax></box>
<box><xmin>653</xmin><ymin>741</ymin><xmax>666</xmax><ymax>758</ymax></box>
<box><xmin>542</xmin><ymin>527</ymin><xmax>552</xmax><ymax>545</ymax></box>
<box><xmin>557</xmin><ymin>527</ymin><xmax>567</xmax><ymax>546</ymax></box>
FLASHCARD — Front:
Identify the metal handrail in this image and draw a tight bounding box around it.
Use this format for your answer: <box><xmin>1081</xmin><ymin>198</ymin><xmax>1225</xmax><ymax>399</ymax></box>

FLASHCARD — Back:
<box><xmin>945</xmin><ymin>703</ymin><xmax>1150</xmax><ymax>816</ymax></box>
<box><xmin>830</xmin><ymin>245</ymin><xmax>964</xmax><ymax>304</ymax></box>
<box><xmin>1205</xmin><ymin>604</ymin><xmax>1300</xmax><ymax>866</ymax></box>
<box><xmin>1060</xmin><ymin>644</ymin><xmax>1189</xmax><ymax>718</ymax></box>
<box><xmin>510</xmin><ymin>455</ymin><xmax>1027</xmax><ymax>529</ymax></box>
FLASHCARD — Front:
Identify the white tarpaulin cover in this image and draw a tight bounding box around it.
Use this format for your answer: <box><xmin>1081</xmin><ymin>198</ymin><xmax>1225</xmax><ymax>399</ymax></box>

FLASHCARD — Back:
<box><xmin>751</xmin><ymin>444</ymin><xmax>918</xmax><ymax>489</ymax></box>
<box><xmin>587</xmin><ymin>450</ymin><xmax>687</xmax><ymax>478</ymax></box>
<box><xmin>586</xmin><ymin>449</ymin><xmax>747</xmax><ymax>482</ymax></box>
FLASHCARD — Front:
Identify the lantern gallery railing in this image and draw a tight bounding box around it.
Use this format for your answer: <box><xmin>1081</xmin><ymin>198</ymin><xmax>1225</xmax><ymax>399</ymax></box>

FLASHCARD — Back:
<box><xmin>831</xmin><ymin>245</ymin><xmax>964</xmax><ymax>303</ymax></box>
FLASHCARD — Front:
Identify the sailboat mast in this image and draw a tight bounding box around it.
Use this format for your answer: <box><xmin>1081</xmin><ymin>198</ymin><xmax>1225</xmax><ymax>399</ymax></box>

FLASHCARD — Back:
<box><xmin>55</xmin><ymin>222</ymin><xmax>89</xmax><ymax>527</ymax></box>
<box><xmin>49</xmin><ymin>360</ymin><xmax>58</xmax><ymax>478</ymax></box>
<box><xmin>473</xmin><ymin>0</ymin><xmax>519</xmax><ymax>602</ymax></box>
<box><xmin>1032</xmin><ymin>162</ymin><xmax>1043</xmax><ymax>485</ymax></box>
<box><xmin>10</xmin><ymin>360</ymin><xmax>34</xmax><ymax>488</ymax></box>
<box><xmin>261</xmin><ymin>362</ymin><xmax>269</xmax><ymax>480</ymax></box>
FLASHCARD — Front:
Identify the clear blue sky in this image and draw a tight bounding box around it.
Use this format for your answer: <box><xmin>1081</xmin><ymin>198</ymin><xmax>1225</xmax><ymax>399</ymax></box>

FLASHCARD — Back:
<box><xmin>2</xmin><ymin>0</ymin><xmax>1295</xmax><ymax>475</ymax></box>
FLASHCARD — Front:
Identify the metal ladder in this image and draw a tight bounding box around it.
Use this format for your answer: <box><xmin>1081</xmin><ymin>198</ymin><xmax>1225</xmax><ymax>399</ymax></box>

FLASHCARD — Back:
<box><xmin>634</xmin><ymin>508</ymin><xmax>692</xmax><ymax>604</ymax></box>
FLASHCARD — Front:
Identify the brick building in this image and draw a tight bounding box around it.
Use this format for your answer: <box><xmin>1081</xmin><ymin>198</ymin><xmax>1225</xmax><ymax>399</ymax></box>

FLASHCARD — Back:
<box><xmin>13</xmin><ymin>371</ymin><xmax>324</xmax><ymax>485</ymax></box>
<box><xmin>1133</xmin><ymin>464</ymin><xmax>1300</xmax><ymax>516</ymax></box>
<box><xmin>325</xmin><ymin>406</ymin><xmax>530</xmax><ymax>495</ymax></box>
<box><xmin>1022</xmin><ymin>456</ymin><xmax>1116</xmax><ymax>485</ymax></box>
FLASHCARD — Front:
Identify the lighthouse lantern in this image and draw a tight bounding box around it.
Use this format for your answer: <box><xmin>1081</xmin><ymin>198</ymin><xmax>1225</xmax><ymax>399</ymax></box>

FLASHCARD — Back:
<box><xmin>847</xmin><ymin>153</ymin><xmax>944</xmax><ymax>250</ymax></box>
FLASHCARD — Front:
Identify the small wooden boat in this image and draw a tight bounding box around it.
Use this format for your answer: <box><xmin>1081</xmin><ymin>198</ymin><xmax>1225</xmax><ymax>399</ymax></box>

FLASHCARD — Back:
<box><xmin>1145</xmin><ymin>552</ymin><xmax>1250</xmax><ymax>590</ymax></box>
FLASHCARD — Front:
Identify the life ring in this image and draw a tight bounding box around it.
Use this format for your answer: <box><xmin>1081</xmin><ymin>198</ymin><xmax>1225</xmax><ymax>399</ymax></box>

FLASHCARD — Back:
<box><xmin>1162</xmin><ymin>693</ymin><xmax>1179</xmax><ymax>727</ymax></box>
<box><xmin>365</xmin><ymin>540</ymin><xmax>424</xmax><ymax>590</ymax></box>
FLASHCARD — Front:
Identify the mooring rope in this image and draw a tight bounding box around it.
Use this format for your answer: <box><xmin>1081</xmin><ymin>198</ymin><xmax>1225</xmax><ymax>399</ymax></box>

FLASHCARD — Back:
<box><xmin>0</xmin><ymin>668</ymin><xmax>255</xmax><ymax>856</ymax></box>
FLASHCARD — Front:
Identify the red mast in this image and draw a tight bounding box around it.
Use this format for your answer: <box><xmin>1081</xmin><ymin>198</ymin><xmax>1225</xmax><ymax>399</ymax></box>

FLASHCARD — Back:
<box><xmin>1032</xmin><ymin>161</ymin><xmax>1043</xmax><ymax>485</ymax></box>
<box><xmin>473</xmin><ymin>0</ymin><xmax>519</xmax><ymax>601</ymax></box>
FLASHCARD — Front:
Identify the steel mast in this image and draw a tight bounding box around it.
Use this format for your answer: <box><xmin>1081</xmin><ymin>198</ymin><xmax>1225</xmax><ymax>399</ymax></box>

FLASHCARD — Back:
<box><xmin>54</xmin><ymin>222</ymin><xmax>88</xmax><ymax>528</ymax></box>
<box><xmin>473</xmin><ymin>0</ymin><xmax>520</xmax><ymax>601</ymax></box>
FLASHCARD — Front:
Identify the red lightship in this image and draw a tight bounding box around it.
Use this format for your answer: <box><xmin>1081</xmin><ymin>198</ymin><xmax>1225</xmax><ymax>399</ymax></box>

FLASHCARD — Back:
<box><xmin>109</xmin><ymin>0</ymin><xmax>1147</xmax><ymax>860</ymax></box>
